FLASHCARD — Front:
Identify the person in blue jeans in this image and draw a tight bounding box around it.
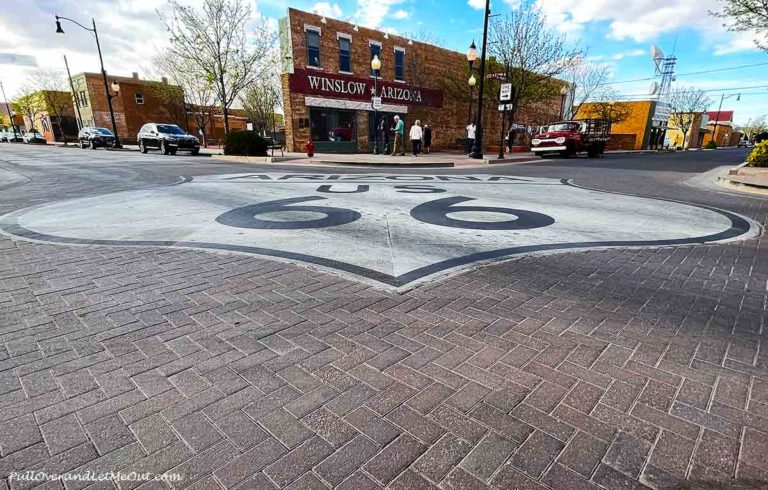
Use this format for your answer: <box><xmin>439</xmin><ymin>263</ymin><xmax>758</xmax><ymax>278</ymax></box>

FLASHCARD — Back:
<box><xmin>391</xmin><ymin>115</ymin><xmax>405</xmax><ymax>156</ymax></box>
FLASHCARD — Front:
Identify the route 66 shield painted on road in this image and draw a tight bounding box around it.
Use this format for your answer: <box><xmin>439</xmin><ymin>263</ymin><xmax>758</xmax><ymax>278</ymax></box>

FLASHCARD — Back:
<box><xmin>0</xmin><ymin>173</ymin><xmax>756</xmax><ymax>289</ymax></box>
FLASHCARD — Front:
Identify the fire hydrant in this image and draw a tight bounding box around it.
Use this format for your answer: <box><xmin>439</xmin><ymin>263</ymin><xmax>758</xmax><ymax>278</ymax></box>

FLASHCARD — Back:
<box><xmin>305</xmin><ymin>139</ymin><xmax>314</xmax><ymax>158</ymax></box>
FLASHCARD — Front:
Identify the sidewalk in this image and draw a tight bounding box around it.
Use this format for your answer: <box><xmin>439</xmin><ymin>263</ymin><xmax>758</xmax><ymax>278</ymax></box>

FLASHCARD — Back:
<box><xmin>718</xmin><ymin>163</ymin><xmax>768</xmax><ymax>194</ymax></box>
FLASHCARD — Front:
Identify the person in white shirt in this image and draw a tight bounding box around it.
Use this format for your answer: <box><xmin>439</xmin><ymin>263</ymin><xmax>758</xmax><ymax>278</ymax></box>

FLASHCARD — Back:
<box><xmin>466</xmin><ymin>122</ymin><xmax>476</xmax><ymax>154</ymax></box>
<box><xmin>410</xmin><ymin>120</ymin><xmax>423</xmax><ymax>156</ymax></box>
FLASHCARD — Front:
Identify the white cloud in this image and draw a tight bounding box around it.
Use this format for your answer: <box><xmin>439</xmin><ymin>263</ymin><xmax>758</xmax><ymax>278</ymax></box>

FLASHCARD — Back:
<box><xmin>535</xmin><ymin>0</ymin><xmax>762</xmax><ymax>55</ymax></box>
<box><xmin>468</xmin><ymin>0</ymin><xmax>485</xmax><ymax>10</ymax></box>
<box><xmin>354</xmin><ymin>0</ymin><xmax>405</xmax><ymax>28</ymax></box>
<box><xmin>611</xmin><ymin>48</ymin><xmax>646</xmax><ymax>60</ymax></box>
<box><xmin>312</xmin><ymin>2</ymin><xmax>343</xmax><ymax>18</ymax></box>
<box><xmin>392</xmin><ymin>9</ymin><xmax>410</xmax><ymax>20</ymax></box>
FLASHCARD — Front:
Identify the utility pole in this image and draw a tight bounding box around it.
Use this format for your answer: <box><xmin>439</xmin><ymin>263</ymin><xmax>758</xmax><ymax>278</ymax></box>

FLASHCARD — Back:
<box><xmin>63</xmin><ymin>55</ymin><xmax>83</xmax><ymax>130</ymax></box>
<box><xmin>0</xmin><ymin>81</ymin><xmax>19</xmax><ymax>141</ymax></box>
<box><xmin>469</xmin><ymin>0</ymin><xmax>491</xmax><ymax>159</ymax></box>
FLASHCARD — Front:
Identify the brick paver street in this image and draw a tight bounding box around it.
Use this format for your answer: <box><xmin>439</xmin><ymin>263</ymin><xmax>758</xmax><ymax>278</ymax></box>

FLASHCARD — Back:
<box><xmin>1</xmin><ymin>145</ymin><xmax>766</xmax><ymax>489</ymax></box>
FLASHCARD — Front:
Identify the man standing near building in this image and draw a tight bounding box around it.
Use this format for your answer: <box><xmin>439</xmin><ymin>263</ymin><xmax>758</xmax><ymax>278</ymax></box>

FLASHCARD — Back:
<box><xmin>391</xmin><ymin>115</ymin><xmax>405</xmax><ymax>156</ymax></box>
<box><xmin>466</xmin><ymin>122</ymin><xmax>476</xmax><ymax>154</ymax></box>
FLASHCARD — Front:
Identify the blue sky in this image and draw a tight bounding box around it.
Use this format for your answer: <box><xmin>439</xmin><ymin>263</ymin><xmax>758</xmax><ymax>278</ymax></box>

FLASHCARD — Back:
<box><xmin>2</xmin><ymin>0</ymin><xmax>767</xmax><ymax>124</ymax></box>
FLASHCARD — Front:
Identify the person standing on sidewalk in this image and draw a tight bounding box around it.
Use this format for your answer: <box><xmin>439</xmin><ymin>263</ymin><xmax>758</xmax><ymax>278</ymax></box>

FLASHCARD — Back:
<box><xmin>466</xmin><ymin>122</ymin><xmax>476</xmax><ymax>154</ymax></box>
<box><xmin>410</xmin><ymin>120</ymin><xmax>423</xmax><ymax>156</ymax></box>
<box><xmin>423</xmin><ymin>124</ymin><xmax>433</xmax><ymax>154</ymax></box>
<box><xmin>391</xmin><ymin>115</ymin><xmax>405</xmax><ymax>156</ymax></box>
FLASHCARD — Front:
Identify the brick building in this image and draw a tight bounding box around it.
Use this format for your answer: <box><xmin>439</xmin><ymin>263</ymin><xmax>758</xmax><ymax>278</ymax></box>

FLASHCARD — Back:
<box><xmin>70</xmin><ymin>72</ymin><xmax>248</xmax><ymax>145</ymax></box>
<box><xmin>279</xmin><ymin>8</ymin><xmax>559</xmax><ymax>154</ymax></box>
<box><xmin>666</xmin><ymin>112</ymin><xmax>710</xmax><ymax>149</ymax></box>
<box><xmin>21</xmin><ymin>90</ymin><xmax>79</xmax><ymax>143</ymax></box>
<box><xmin>701</xmin><ymin>110</ymin><xmax>742</xmax><ymax>147</ymax></box>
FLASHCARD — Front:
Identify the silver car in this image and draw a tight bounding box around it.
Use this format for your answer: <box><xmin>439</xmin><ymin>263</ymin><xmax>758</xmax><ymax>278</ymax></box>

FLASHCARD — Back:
<box><xmin>22</xmin><ymin>130</ymin><xmax>47</xmax><ymax>144</ymax></box>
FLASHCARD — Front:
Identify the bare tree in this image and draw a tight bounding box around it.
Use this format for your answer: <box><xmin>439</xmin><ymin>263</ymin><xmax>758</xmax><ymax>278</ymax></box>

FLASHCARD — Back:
<box><xmin>489</xmin><ymin>7</ymin><xmax>583</xmax><ymax>144</ymax></box>
<box><xmin>668</xmin><ymin>86</ymin><xmax>712</xmax><ymax>150</ymax></box>
<box><xmin>741</xmin><ymin>115</ymin><xmax>767</xmax><ymax>140</ymax></box>
<box><xmin>240</xmin><ymin>69</ymin><xmax>282</xmax><ymax>137</ymax></box>
<box><xmin>151</xmin><ymin>56</ymin><xmax>219</xmax><ymax>146</ymax></box>
<box><xmin>159</xmin><ymin>0</ymin><xmax>276</xmax><ymax>134</ymax></box>
<box><xmin>398</xmin><ymin>28</ymin><xmax>445</xmax><ymax>87</ymax></box>
<box><xmin>29</xmin><ymin>70</ymin><xmax>74</xmax><ymax>143</ymax></box>
<box><xmin>712</xmin><ymin>0</ymin><xmax>768</xmax><ymax>51</ymax></box>
<box><xmin>567</xmin><ymin>59</ymin><xmax>612</xmax><ymax>119</ymax></box>
<box><xmin>581</xmin><ymin>87</ymin><xmax>634</xmax><ymax>126</ymax></box>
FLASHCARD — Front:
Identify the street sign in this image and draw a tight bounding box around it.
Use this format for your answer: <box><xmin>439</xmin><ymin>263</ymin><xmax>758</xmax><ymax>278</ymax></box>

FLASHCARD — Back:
<box><xmin>499</xmin><ymin>83</ymin><xmax>513</xmax><ymax>102</ymax></box>
<box><xmin>487</xmin><ymin>73</ymin><xmax>507</xmax><ymax>81</ymax></box>
<box><xmin>371</xmin><ymin>97</ymin><xmax>383</xmax><ymax>111</ymax></box>
<box><xmin>497</xmin><ymin>103</ymin><xmax>514</xmax><ymax>112</ymax></box>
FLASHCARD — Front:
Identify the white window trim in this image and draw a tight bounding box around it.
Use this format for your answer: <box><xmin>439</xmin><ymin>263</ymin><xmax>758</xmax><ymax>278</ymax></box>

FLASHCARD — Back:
<box><xmin>337</xmin><ymin>32</ymin><xmax>352</xmax><ymax>41</ymax></box>
<box><xmin>304</xmin><ymin>24</ymin><xmax>322</xmax><ymax>35</ymax></box>
<box><xmin>135</xmin><ymin>93</ymin><xmax>144</xmax><ymax>105</ymax></box>
<box><xmin>369</xmin><ymin>41</ymin><xmax>383</xmax><ymax>79</ymax></box>
<box><xmin>394</xmin><ymin>46</ymin><xmax>406</xmax><ymax>53</ymax></box>
<box><xmin>369</xmin><ymin>40</ymin><xmax>383</xmax><ymax>48</ymax></box>
<box><xmin>339</xmin><ymin>71</ymin><xmax>354</xmax><ymax>76</ymax></box>
<box><xmin>338</xmin><ymin>33</ymin><xmax>353</xmax><ymax>74</ymax></box>
<box><xmin>307</xmin><ymin>65</ymin><xmax>324</xmax><ymax>71</ymax></box>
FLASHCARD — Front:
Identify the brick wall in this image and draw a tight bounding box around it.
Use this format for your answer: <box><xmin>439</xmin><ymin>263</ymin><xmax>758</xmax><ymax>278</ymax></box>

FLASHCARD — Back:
<box><xmin>281</xmin><ymin>8</ymin><xmax>559</xmax><ymax>153</ymax></box>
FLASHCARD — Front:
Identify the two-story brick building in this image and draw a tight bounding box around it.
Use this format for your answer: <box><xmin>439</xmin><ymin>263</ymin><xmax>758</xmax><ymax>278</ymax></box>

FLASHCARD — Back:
<box><xmin>279</xmin><ymin>8</ymin><xmax>558</xmax><ymax>154</ymax></box>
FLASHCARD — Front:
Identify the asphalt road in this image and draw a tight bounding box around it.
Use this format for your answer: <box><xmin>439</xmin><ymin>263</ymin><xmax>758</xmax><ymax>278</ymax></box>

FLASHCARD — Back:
<box><xmin>0</xmin><ymin>144</ymin><xmax>766</xmax><ymax>490</ymax></box>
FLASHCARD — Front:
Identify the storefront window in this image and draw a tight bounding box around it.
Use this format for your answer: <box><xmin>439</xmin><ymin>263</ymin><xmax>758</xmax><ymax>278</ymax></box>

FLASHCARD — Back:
<box><xmin>310</xmin><ymin>109</ymin><xmax>356</xmax><ymax>143</ymax></box>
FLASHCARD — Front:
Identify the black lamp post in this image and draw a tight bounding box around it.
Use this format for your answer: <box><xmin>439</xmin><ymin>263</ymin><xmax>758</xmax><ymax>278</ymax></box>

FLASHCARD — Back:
<box><xmin>371</xmin><ymin>54</ymin><xmax>381</xmax><ymax>155</ymax></box>
<box><xmin>55</xmin><ymin>15</ymin><xmax>122</xmax><ymax>148</ymax></box>
<box><xmin>559</xmin><ymin>86</ymin><xmax>568</xmax><ymax>120</ymax></box>
<box><xmin>469</xmin><ymin>0</ymin><xmax>491</xmax><ymax>159</ymax></box>
<box><xmin>466</xmin><ymin>41</ymin><xmax>477</xmax><ymax>127</ymax></box>
<box><xmin>0</xmin><ymin>81</ymin><xmax>19</xmax><ymax>142</ymax></box>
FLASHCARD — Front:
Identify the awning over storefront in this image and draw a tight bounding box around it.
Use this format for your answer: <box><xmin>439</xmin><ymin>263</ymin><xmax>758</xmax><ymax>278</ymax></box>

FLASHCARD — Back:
<box><xmin>305</xmin><ymin>96</ymin><xmax>408</xmax><ymax>114</ymax></box>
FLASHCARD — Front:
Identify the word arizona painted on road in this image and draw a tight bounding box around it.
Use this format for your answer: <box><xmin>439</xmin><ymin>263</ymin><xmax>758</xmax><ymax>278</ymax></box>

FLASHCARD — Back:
<box><xmin>220</xmin><ymin>174</ymin><xmax>539</xmax><ymax>182</ymax></box>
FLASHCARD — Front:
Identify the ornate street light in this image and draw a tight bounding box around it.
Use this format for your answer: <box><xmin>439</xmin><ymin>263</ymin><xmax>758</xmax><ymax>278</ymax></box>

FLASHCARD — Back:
<box><xmin>466</xmin><ymin>41</ymin><xmax>477</xmax><ymax>128</ymax></box>
<box><xmin>469</xmin><ymin>2</ymin><xmax>491</xmax><ymax>159</ymax></box>
<box><xmin>559</xmin><ymin>86</ymin><xmax>568</xmax><ymax>120</ymax></box>
<box><xmin>55</xmin><ymin>15</ymin><xmax>122</xmax><ymax>147</ymax></box>
<box><xmin>371</xmin><ymin>54</ymin><xmax>382</xmax><ymax>155</ymax></box>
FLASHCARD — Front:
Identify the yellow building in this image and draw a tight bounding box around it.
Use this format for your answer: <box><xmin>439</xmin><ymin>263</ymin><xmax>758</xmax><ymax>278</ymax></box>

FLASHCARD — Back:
<box><xmin>576</xmin><ymin>100</ymin><xmax>659</xmax><ymax>151</ymax></box>
<box><xmin>666</xmin><ymin>112</ymin><xmax>710</xmax><ymax>149</ymax></box>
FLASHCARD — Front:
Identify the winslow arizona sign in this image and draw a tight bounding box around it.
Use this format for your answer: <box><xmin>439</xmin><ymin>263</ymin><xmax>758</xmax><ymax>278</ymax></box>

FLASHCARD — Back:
<box><xmin>289</xmin><ymin>69</ymin><xmax>444</xmax><ymax>107</ymax></box>
<box><xmin>0</xmin><ymin>173</ymin><xmax>755</xmax><ymax>289</ymax></box>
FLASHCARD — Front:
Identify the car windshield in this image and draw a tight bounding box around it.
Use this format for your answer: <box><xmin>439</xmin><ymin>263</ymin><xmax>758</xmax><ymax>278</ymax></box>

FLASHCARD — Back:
<box><xmin>546</xmin><ymin>123</ymin><xmax>580</xmax><ymax>132</ymax></box>
<box><xmin>157</xmin><ymin>125</ymin><xmax>185</xmax><ymax>135</ymax></box>
<box><xmin>95</xmin><ymin>128</ymin><xmax>113</xmax><ymax>135</ymax></box>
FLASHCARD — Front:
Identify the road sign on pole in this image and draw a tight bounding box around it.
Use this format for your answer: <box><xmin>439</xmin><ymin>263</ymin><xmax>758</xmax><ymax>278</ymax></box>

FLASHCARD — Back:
<box><xmin>497</xmin><ymin>103</ymin><xmax>514</xmax><ymax>112</ymax></box>
<box><xmin>371</xmin><ymin>97</ymin><xmax>382</xmax><ymax>111</ymax></box>
<box><xmin>499</xmin><ymin>83</ymin><xmax>512</xmax><ymax>102</ymax></box>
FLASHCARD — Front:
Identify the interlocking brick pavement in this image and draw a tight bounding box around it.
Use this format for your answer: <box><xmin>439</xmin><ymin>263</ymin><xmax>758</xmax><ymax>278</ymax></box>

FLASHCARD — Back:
<box><xmin>0</xmin><ymin>147</ymin><xmax>767</xmax><ymax>488</ymax></box>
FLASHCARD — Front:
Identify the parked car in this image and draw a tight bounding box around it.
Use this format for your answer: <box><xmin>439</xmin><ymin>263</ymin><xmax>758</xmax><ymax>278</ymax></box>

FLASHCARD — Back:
<box><xmin>737</xmin><ymin>139</ymin><xmax>749</xmax><ymax>148</ymax></box>
<box><xmin>78</xmin><ymin>127</ymin><xmax>116</xmax><ymax>149</ymax></box>
<box><xmin>22</xmin><ymin>130</ymin><xmax>46</xmax><ymax>144</ymax></box>
<box><xmin>0</xmin><ymin>130</ymin><xmax>7</xmax><ymax>142</ymax></box>
<box><xmin>531</xmin><ymin>119</ymin><xmax>611</xmax><ymax>158</ymax></box>
<box><xmin>5</xmin><ymin>129</ymin><xmax>22</xmax><ymax>142</ymax></box>
<box><xmin>137</xmin><ymin>123</ymin><xmax>200</xmax><ymax>155</ymax></box>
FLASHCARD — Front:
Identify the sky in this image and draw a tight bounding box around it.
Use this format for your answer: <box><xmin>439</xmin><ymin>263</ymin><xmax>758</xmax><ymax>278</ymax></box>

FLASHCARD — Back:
<box><xmin>1</xmin><ymin>0</ymin><xmax>767</xmax><ymax>125</ymax></box>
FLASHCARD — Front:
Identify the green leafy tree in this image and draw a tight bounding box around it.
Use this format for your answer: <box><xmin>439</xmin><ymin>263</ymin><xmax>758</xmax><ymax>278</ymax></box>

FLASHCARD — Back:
<box><xmin>29</xmin><ymin>70</ymin><xmax>74</xmax><ymax>143</ymax></box>
<box><xmin>159</xmin><ymin>0</ymin><xmax>275</xmax><ymax>134</ymax></box>
<box><xmin>12</xmin><ymin>91</ymin><xmax>44</xmax><ymax>133</ymax></box>
<box><xmin>712</xmin><ymin>1</ymin><xmax>768</xmax><ymax>51</ymax></box>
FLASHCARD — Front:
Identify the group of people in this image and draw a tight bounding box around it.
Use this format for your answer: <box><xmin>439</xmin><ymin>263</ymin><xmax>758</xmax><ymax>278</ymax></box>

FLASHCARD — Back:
<box><xmin>383</xmin><ymin>115</ymin><xmax>432</xmax><ymax>157</ymax></box>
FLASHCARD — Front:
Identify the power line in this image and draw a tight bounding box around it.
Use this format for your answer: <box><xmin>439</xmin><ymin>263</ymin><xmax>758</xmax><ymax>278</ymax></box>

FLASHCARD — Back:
<box><xmin>587</xmin><ymin>85</ymin><xmax>768</xmax><ymax>101</ymax></box>
<box><xmin>600</xmin><ymin>62</ymin><xmax>768</xmax><ymax>86</ymax></box>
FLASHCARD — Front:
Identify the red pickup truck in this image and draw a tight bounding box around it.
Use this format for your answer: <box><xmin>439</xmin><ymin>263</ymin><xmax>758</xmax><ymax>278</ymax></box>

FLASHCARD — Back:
<box><xmin>531</xmin><ymin>119</ymin><xmax>610</xmax><ymax>158</ymax></box>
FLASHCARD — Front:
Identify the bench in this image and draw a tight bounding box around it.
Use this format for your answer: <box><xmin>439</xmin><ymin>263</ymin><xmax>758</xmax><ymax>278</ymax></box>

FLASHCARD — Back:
<box><xmin>264</xmin><ymin>137</ymin><xmax>284</xmax><ymax>156</ymax></box>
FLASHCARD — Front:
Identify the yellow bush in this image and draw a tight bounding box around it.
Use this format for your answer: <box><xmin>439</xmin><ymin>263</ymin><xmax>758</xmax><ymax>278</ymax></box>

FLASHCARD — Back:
<box><xmin>747</xmin><ymin>141</ymin><xmax>768</xmax><ymax>167</ymax></box>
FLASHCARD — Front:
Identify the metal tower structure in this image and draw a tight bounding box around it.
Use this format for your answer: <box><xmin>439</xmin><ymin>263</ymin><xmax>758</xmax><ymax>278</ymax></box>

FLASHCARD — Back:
<box><xmin>650</xmin><ymin>44</ymin><xmax>676</xmax><ymax>122</ymax></box>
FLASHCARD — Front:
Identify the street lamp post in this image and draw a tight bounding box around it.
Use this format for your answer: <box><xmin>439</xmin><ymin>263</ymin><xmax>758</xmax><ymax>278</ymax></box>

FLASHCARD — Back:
<box><xmin>469</xmin><ymin>0</ymin><xmax>491</xmax><ymax>159</ymax></box>
<box><xmin>559</xmin><ymin>86</ymin><xmax>568</xmax><ymax>120</ymax></box>
<box><xmin>466</xmin><ymin>41</ymin><xmax>477</xmax><ymax>128</ymax></box>
<box><xmin>55</xmin><ymin>15</ymin><xmax>122</xmax><ymax>148</ymax></box>
<box><xmin>0</xmin><ymin>81</ymin><xmax>19</xmax><ymax>141</ymax></box>
<box><xmin>371</xmin><ymin>54</ymin><xmax>381</xmax><ymax>155</ymax></box>
<box><xmin>711</xmin><ymin>92</ymin><xmax>740</xmax><ymax>148</ymax></box>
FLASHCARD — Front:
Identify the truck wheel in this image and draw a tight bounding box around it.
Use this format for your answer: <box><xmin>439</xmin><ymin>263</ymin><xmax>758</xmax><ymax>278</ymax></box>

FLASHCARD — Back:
<box><xmin>587</xmin><ymin>145</ymin><xmax>598</xmax><ymax>158</ymax></box>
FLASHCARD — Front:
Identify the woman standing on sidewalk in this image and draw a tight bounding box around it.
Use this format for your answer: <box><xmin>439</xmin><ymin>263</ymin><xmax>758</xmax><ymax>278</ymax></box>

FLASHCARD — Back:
<box><xmin>410</xmin><ymin>120</ymin><xmax>423</xmax><ymax>156</ymax></box>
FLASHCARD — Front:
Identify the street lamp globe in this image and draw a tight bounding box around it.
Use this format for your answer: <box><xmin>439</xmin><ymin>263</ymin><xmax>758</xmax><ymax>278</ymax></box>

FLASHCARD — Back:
<box><xmin>111</xmin><ymin>80</ymin><xmax>120</xmax><ymax>93</ymax></box>
<box><xmin>371</xmin><ymin>54</ymin><xmax>381</xmax><ymax>72</ymax></box>
<box><xmin>468</xmin><ymin>74</ymin><xmax>477</xmax><ymax>87</ymax></box>
<box><xmin>466</xmin><ymin>40</ymin><xmax>477</xmax><ymax>63</ymax></box>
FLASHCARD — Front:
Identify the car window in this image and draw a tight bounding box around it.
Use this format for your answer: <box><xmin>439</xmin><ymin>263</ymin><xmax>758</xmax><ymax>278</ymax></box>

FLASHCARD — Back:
<box><xmin>157</xmin><ymin>125</ymin><xmax>185</xmax><ymax>135</ymax></box>
<box><xmin>95</xmin><ymin>128</ymin><xmax>113</xmax><ymax>135</ymax></box>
